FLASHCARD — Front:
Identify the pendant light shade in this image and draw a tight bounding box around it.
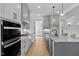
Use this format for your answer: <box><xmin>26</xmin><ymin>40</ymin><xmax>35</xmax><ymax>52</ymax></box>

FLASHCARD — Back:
<box><xmin>60</xmin><ymin>13</ymin><xmax>63</xmax><ymax>16</ymax></box>
<box><xmin>60</xmin><ymin>3</ymin><xmax>64</xmax><ymax>16</ymax></box>
<box><xmin>52</xmin><ymin>6</ymin><xmax>55</xmax><ymax>22</ymax></box>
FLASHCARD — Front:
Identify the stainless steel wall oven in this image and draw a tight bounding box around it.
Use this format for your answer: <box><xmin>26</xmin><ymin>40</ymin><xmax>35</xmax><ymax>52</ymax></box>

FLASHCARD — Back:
<box><xmin>1</xmin><ymin>19</ymin><xmax>21</xmax><ymax>56</ymax></box>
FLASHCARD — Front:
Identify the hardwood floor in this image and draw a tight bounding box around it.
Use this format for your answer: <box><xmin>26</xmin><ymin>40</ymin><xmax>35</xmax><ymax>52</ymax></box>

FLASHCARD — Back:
<box><xmin>26</xmin><ymin>36</ymin><xmax>49</xmax><ymax>56</ymax></box>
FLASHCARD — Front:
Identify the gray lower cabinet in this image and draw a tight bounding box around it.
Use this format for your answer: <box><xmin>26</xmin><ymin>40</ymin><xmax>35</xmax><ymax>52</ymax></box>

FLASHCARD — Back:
<box><xmin>54</xmin><ymin>42</ymin><xmax>79</xmax><ymax>56</ymax></box>
<box><xmin>21</xmin><ymin>36</ymin><xmax>32</xmax><ymax>56</ymax></box>
<box><xmin>49</xmin><ymin>39</ymin><xmax>53</xmax><ymax>56</ymax></box>
<box><xmin>44</xmin><ymin>34</ymin><xmax>50</xmax><ymax>48</ymax></box>
<box><xmin>45</xmin><ymin>37</ymin><xmax>49</xmax><ymax>48</ymax></box>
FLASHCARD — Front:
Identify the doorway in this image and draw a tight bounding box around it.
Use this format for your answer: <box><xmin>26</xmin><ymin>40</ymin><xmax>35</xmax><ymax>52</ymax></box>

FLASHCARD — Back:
<box><xmin>35</xmin><ymin>20</ymin><xmax>43</xmax><ymax>37</ymax></box>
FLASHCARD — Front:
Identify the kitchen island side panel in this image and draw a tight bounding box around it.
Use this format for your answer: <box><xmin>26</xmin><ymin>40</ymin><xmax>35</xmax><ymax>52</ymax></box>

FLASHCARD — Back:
<box><xmin>54</xmin><ymin>42</ymin><xmax>79</xmax><ymax>56</ymax></box>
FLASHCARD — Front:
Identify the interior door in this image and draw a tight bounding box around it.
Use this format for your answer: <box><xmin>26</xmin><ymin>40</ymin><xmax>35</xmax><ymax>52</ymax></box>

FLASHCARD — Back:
<box><xmin>35</xmin><ymin>20</ymin><xmax>43</xmax><ymax>37</ymax></box>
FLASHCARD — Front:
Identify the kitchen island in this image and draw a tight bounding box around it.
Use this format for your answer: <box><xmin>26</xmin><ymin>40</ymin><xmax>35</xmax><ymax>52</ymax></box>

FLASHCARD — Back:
<box><xmin>49</xmin><ymin>36</ymin><xmax>79</xmax><ymax>56</ymax></box>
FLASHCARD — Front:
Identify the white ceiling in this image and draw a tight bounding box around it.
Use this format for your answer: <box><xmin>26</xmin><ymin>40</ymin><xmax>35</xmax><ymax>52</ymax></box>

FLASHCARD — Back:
<box><xmin>27</xmin><ymin>3</ymin><xmax>77</xmax><ymax>16</ymax></box>
<box><xmin>24</xmin><ymin>3</ymin><xmax>79</xmax><ymax>25</ymax></box>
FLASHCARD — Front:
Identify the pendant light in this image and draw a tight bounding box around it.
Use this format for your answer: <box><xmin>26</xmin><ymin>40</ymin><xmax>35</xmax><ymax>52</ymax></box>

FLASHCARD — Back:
<box><xmin>52</xmin><ymin>6</ymin><xmax>55</xmax><ymax>22</ymax></box>
<box><xmin>60</xmin><ymin>3</ymin><xmax>64</xmax><ymax>16</ymax></box>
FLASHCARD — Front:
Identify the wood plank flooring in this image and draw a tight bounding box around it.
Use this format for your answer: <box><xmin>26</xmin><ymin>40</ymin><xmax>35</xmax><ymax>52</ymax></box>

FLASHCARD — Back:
<box><xmin>26</xmin><ymin>36</ymin><xmax>49</xmax><ymax>56</ymax></box>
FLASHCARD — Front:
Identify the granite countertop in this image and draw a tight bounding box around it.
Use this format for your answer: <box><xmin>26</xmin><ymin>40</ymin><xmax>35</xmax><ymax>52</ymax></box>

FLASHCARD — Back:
<box><xmin>50</xmin><ymin>36</ymin><xmax>79</xmax><ymax>42</ymax></box>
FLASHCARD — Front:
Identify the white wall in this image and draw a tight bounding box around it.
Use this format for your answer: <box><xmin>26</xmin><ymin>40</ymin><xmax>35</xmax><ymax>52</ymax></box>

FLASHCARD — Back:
<box><xmin>63</xmin><ymin>25</ymin><xmax>79</xmax><ymax>38</ymax></box>
<box><xmin>35</xmin><ymin>20</ymin><xmax>43</xmax><ymax>36</ymax></box>
<box><xmin>0</xmin><ymin>3</ymin><xmax>21</xmax><ymax>24</ymax></box>
<box><xmin>63</xmin><ymin>5</ymin><xmax>79</xmax><ymax>38</ymax></box>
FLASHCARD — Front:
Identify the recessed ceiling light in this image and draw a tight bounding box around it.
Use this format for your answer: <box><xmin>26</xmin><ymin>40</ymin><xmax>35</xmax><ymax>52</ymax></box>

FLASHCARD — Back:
<box><xmin>37</xmin><ymin>5</ymin><xmax>40</xmax><ymax>8</ymax></box>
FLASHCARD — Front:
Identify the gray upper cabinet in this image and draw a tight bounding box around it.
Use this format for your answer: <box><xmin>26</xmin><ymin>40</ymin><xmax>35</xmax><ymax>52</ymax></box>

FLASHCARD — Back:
<box><xmin>50</xmin><ymin>15</ymin><xmax>59</xmax><ymax>26</ymax></box>
<box><xmin>43</xmin><ymin>16</ymin><xmax>50</xmax><ymax>29</ymax></box>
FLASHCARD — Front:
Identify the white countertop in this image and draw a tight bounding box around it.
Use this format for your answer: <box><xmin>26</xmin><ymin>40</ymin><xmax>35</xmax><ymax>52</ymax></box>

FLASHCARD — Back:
<box><xmin>50</xmin><ymin>36</ymin><xmax>79</xmax><ymax>42</ymax></box>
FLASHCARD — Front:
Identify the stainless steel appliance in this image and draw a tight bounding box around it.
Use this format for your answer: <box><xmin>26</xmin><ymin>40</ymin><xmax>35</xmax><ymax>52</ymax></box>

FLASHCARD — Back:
<box><xmin>1</xmin><ymin>18</ymin><xmax>21</xmax><ymax>56</ymax></box>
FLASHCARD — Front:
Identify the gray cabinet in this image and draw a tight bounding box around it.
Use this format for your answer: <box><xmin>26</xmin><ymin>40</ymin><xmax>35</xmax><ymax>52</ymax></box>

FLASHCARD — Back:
<box><xmin>49</xmin><ymin>39</ymin><xmax>54</xmax><ymax>56</ymax></box>
<box><xmin>49</xmin><ymin>38</ymin><xmax>79</xmax><ymax>56</ymax></box>
<box><xmin>54</xmin><ymin>42</ymin><xmax>79</xmax><ymax>56</ymax></box>
<box><xmin>21</xmin><ymin>36</ymin><xmax>32</xmax><ymax>56</ymax></box>
<box><xmin>0</xmin><ymin>3</ymin><xmax>21</xmax><ymax>24</ymax></box>
<box><xmin>43</xmin><ymin>16</ymin><xmax>50</xmax><ymax>29</ymax></box>
<box><xmin>44</xmin><ymin>34</ymin><xmax>50</xmax><ymax>48</ymax></box>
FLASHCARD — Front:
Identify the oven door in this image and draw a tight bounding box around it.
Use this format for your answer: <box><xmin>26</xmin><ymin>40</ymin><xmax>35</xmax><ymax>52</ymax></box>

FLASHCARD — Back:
<box><xmin>2</xmin><ymin>39</ymin><xmax>21</xmax><ymax>56</ymax></box>
<box><xmin>3</xmin><ymin>29</ymin><xmax>21</xmax><ymax>42</ymax></box>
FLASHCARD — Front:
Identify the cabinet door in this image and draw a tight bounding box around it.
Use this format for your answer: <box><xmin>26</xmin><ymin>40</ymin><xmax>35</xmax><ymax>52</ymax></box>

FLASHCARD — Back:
<box><xmin>21</xmin><ymin>36</ymin><xmax>32</xmax><ymax>56</ymax></box>
<box><xmin>0</xmin><ymin>3</ymin><xmax>21</xmax><ymax>23</ymax></box>
<box><xmin>21</xmin><ymin>37</ymin><xmax>26</xmax><ymax>55</ymax></box>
